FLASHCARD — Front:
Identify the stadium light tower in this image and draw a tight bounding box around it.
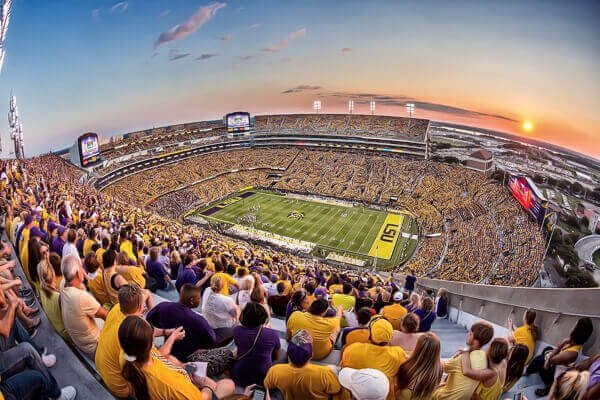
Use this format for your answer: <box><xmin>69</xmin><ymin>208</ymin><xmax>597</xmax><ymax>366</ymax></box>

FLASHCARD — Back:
<box><xmin>369</xmin><ymin>100</ymin><xmax>376</xmax><ymax>115</ymax></box>
<box><xmin>348</xmin><ymin>99</ymin><xmax>354</xmax><ymax>114</ymax></box>
<box><xmin>8</xmin><ymin>92</ymin><xmax>24</xmax><ymax>159</ymax></box>
<box><xmin>0</xmin><ymin>0</ymin><xmax>11</xmax><ymax>75</ymax></box>
<box><xmin>406</xmin><ymin>103</ymin><xmax>415</xmax><ymax>131</ymax></box>
<box><xmin>313</xmin><ymin>99</ymin><xmax>322</xmax><ymax>114</ymax></box>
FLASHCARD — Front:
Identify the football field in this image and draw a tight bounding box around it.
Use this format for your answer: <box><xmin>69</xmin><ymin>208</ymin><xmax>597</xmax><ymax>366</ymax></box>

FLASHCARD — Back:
<box><xmin>193</xmin><ymin>189</ymin><xmax>419</xmax><ymax>268</ymax></box>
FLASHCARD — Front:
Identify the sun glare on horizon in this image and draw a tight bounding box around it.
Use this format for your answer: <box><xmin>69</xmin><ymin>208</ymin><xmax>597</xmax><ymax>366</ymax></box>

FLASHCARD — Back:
<box><xmin>522</xmin><ymin>121</ymin><xmax>534</xmax><ymax>132</ymax></box>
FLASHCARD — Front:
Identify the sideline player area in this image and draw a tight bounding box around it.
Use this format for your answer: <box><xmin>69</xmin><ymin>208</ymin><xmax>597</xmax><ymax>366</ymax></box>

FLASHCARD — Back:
<box><xmin>193</xmin><ymin>189</ymin><xmax>419</xmax><ymax>268</ymax></box>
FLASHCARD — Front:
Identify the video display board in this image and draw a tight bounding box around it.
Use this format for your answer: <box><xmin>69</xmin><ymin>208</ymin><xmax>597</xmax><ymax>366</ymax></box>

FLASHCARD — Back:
<box><xmin>508</xmin><ymin>176</ymin><xmax>547</xmax><ymax>224</ymax></box>
<box><xmin>78</xmin><ymin>132</ymin><xmax>100</xmax><ymax>167</ymax></box>
<box><xmin>226</xmin><ymin>112</ymin><xmax>251</xmax><ymax>133</ymax></box>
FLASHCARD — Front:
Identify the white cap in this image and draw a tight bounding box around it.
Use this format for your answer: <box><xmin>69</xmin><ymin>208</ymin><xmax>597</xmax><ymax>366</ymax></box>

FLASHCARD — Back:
<box><xmin>338</xmin><ymin>368</ymin><xmax>390</xmax><ymax>400</ymax></box>
<box><xmin>393</xmin><ymin>291</ymin><xmax>404</xmax><ymax>302</ymax></box>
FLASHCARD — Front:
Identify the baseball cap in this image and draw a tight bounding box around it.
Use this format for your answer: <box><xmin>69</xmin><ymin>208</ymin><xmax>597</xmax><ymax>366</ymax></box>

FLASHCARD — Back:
<box><xmin>392</xmin><ymin>291</ymin><xmax>404</xmax><ymax>302</ymax></box>
<box><xmin>370</xmin><ymin>317</ymin><xmax>393</xmax><ymax>344</ymax></box>
<box><xmin>314</xmin><ymin>287</ymin><xmax>328</xmax><ymax>298</ymax></box>
<box><xmin>47</xmin><ymin>221</ymin><xmax>57</xmax><ymax>232</ymax></box>
<box><xmin>30</xmin><ymin>226</ymin><xmax>45</xmax><ymax>239</ymax></box>
<box><xmin>57</xmin><ymin>225</ymin><xmax>67</xmax><ymax>235</ymax></box>
<box><xmin>338</xmin><ymin>368</ymin><xmax>390</xmax><ymax>400</ymax></box>
<box><xmin>287</xmin><ymin>330</ymin><xmax>313</xmax><ymax>366</ymax></box>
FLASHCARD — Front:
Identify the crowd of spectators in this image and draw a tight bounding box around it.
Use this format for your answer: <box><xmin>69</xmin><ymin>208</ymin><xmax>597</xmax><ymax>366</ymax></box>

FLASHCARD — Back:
<box><xmin>0</xmin><ymin>155</ymin><xmax>598</xmax><ymax>399</ymax></box>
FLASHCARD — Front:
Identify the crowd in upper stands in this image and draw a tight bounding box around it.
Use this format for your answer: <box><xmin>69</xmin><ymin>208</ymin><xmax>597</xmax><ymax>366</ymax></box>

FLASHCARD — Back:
<box><xmin>104</xmin><ymin>147</ymin><xmax>544</xmax><ymax>286</ymax></box>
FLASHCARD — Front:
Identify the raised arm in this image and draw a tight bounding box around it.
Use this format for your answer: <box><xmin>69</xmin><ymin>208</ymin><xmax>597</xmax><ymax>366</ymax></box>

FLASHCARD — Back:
<box><xmin>460</xmin><ymin>352</ymin><xmax>497</xmax><ymax>383</ymax></box>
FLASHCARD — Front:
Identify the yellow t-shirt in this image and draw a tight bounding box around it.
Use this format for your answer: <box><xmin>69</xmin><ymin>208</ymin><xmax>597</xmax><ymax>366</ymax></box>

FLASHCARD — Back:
<box><xmin>287</xmin><ymin>312</ymin><xmax>341</xmax><ymax>360</ymax></box>
<box><xmin>96</xmin><ymin>305</ymin><xmax>130</xmax><ymax>397</ymax></box>
<box><xmin>264</xmin><ymin>363</ymin><xmax>342</xmax><ymax>400</ymax></box>
<box><xmin>513</xmin><ymin>324</ymin><xmax>535</xmax><ymax>363</ymax></box>
<box><xmin>121</xmin><ymin>266</ymin><xmax>146</xmax><ymax>289</ymax></box>
<box><xmin>83</xmin><ymin>239</ymin><xmax>97</xmax><ymax>258</ymax></box>
<box><xmin>397</xmin><ymin>388</ymin><xmax>428</xmax><ymax>400</ymax></box>
<box><xmin>381</xmin><ymin>304</ymin><xmax>408</xmax><ymax>331</ymax></box>
<box><xmin>276</xmin><ymin>279</ymin><xmax>292</xmax><ymax>296</ymax></box>
<box><xmin>96</xmin><ymin>248</ymin><xmax>106</xmax><ymax>267</ymax></box>
<box><xmin>60</xmin><ymin>286</ymin><xmax>101</xmax><ymax>355</ymax></box>
<box><xmin>474</xmin><ymin>376</ymin><xmax>503</xmax><ymax>400</ymax></box>
<box><xmin>88</xmin><ymin>273</ymin><xmax>110</xmax><ymax>305</ymax></box>
<box><xmin>332</xmin><ymin>294</ymin><xmax>356</xmax><ymax>311</ymax></box>
<box><xmin>40</xmin><ymin>289</ymin><xmax>69</xmax><ymax>341</ymax></box>
<box><xmin>341</xmin><ymin>342</ymin><xmax>406</xmax><ymax>400</ymax></box>
<box><xmin>433</xmin><ymin>350</ymin><xmax>487</xmax><ymax>400</ymax></box>
<box><xmin>214</xmin><ymin>272</ymin><xmax>237</xmax><ymax>295</ymax></box>
<box><xmin>329</xmin><ymin>284</ymin><xmax>343</xmax><ymax>294</ymax></box>
<box><xmin>119</xmin><ymin>352</ymin><xmax>201</xmax><ymax>400</ymax></box>
<box><xmin>119</xmin><ymin>240</ymin><xmax>136</xmax><ymax>263</ymax></box>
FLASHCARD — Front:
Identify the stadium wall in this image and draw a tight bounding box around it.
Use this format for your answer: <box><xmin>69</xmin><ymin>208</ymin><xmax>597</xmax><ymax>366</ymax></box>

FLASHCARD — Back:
<box><xmin>413</xmin><ymin>276</ymin><xmax>600</xmax><ymax>355</ymax></box>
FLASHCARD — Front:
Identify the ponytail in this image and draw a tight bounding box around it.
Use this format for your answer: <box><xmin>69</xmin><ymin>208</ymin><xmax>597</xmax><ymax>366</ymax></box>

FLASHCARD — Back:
<box><xmin>524</xmin><ymin>309</ymin><xmax>538</xmax><ymax>341</ymax></box>
<box><xmin>122</xmin><ymin>361</ymin><xmax>150</xmax><ymax>400</ymax></box>
<box><xmin>529</xmin><ymin>323</ymin><xmax>539</xmax><ymax>342</ymax></box>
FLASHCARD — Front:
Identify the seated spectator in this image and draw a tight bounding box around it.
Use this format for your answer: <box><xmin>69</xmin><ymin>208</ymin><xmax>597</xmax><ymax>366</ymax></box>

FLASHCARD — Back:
<box><xmin>116</xmin><ymin>250</ymin><xmax>147</xmax><ymax>289</ymax></box>
<box><xmin>528</xmin><ymin>317</ymin><xmax>594</xmax><ymax>397</ymax></box>
<box><xmin>433</xmin><ymin>321</ymin><xmax>494</xmax><ymax>399</ymax></box>
<box><xmin>343</xmin><ymin>297</ymin><xmax>374</xmax><ymax>328</ymax></box>
<box><xmin>507</xmin><ymin>308</ymin><xmax>538</xmax><ymax>364</ymax></box>
<box><xmin>232</xmin><ymin>302</ymin><xmax>282</xmax><ymax>387</ymax></box>
<box><xmin>436</xmin><ymin>288</ymin><xmax>448</xmax><ymax>318</ymax></box>
<box><xmin>38</xmin><ymin>258</ymin><xmax>69</xmax><ymax>341</ymax></box>
<box><xmin>414</xmin><ymin>296</ymin><xmax>436</xmax><ymax>332</ymax></box>
<box><xmin>338</xmin><ymin>368</ymin><xmax>390</xmax><ymax>400</ymax></box>
<box><xmin>83</xmin><ymin>251</ymin><xmax>101</xmax><ymax>281</ymax></box>
<box><xmin>390</xmin><ymin>313</ymin><xmax>421</xmax><ymax>356</ymax></box>
<box><xmin>213</xmin><ymin>262</ymin><xmax>238</xmax><ymax>295</ymax></box>
<box><xmin>503</xmin><ymin>344</ymin><xmax>529</xmax><ymax>393</ymax></box>
<box><xmin>381</xmin><ymin>291</ymin><xmax>408</xmax><ymax>330</ymax></box>
<box><xmin>267</xmin><ymin>281</ymin><xmax>290</xmax><ymax>318</ymax></box>
<box><xmin>462</xmin><ymin>338</ymin><xmax>509</xmax><ymax>400</ymax></box>
<box><xmin>118</xmin><ymin>315</ymin><xmax>235</xmax><ymax>400</ymax></box>
<box><xmin>202</xmin><ymin>275</ymin><xmax>238</xmax><ymax>334</ymax></box>
<box><xmin>549</xmin><ymin>368</ymin><xmax>590</xmax><ymax>400</ymax></box>
<box><xmin>146</xmin><ymin>284</ymin><xmax>217</xmax><ymax>361</ymax></box>
<box><xmin>331</xmin><ymin>283</ymin><xmax>356</xmax><ymax>311</ymax></box>
<box><xmin>147</xmin><ymin>247</ymin><xmax>174</xmax><ymax>292</ymax></box>
<box><xmin>341</xmin><ymin>317</ymin><xmax>406</xmax><ymax>399</ymax></box>
<box><xmin>264</xmin><ymin>330</ymin><xmax>342</xmax><ymax>400</ymax></box>
<box><xmin>396</xmin><ymin>332</ymin><xmax>443</xmax><ymax>400</ymax></box>
<box><xmin>405</xmin><ymin>293</ymin><xmax>420</xmax><ymax>313</ymax></box>
<box><xmin>285</xmin><ymin>289</ymin><xmax>309</xmax><ymax>320</ymax></box>
<box><xmin>573</xmin><ymin>351</ymin><xmax>600</xmax><ymax>400</ymax></box>
<box><xmin>341</xmin><ymin>307</ymin><xmax>372</xmax><ymax>351</ymax></box>
<box><xmin>286</xmin><ymin>298</ymin><xmax>342</xmax><ymax>360</ymax></box>
<box><xmin>233</xmin><ymin>276</ymin><xmax>254</xmax><ymax>310</ymax></box>
<box><xmin>0</xmin><ymin>342</ymin><xmax>76</xmax><ymax>400</ymax></box>
<box><xmin>175</xmin><ymin>254</ymin><xmax>212</xmax><ymax>292</ymax></box>
<box><xmin>264</xmin><ymin>274</ymin><xmax>278</xmax><ymax>297</ymax></box>
<box><xmin>60</xmin><ymin>254</ymin><xmax>107</xmax><ymax>356</ymax></box>
<box><xmin>96</xmin><ymin>284</ymin><xmax>186</xmax><ymax>398</ymax></box>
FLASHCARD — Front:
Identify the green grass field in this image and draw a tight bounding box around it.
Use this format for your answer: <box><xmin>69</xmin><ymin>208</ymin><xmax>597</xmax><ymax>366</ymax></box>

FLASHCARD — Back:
<box><xmin>193</xmin><ymin>189</ymin><xmax>419</xmax><ymax>269</ymax></box>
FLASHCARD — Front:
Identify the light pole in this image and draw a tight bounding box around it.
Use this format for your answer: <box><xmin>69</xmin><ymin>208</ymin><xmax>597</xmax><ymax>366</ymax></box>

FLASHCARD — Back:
<box><xmin>369</xmin><ymin>100</ymin><xmax>376</xmax><ymax>115</ymax></box>
<box><xmin>406</xmin><ymin>103</ymin><xmax>415</xmax><ymax>131</ymax></box>
<box><xmin>313</xmin><ymin>100</ymin><xmax>321</xmax><ymax>114</ymax></box>
<box><xmin>348</xmin><ymin>99</ymin><xmax>354</xmax><ymax>115</ymax></box>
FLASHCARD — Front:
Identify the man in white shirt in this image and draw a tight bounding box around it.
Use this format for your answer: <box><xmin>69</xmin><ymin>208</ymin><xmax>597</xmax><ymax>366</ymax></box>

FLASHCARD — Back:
<box><xmin>62</xmin><ymin>229</ymin><xmax>79</xmax><ymax>259</ymax></box>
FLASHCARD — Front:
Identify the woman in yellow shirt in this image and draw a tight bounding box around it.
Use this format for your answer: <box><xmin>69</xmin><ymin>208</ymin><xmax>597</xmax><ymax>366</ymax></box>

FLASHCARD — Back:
<box><xmin>507</xmin><ymin>308</ymin><xmax>538</xmax><ymax>363</ymax></box>
<box><xmin>118</xmin><ymin>316</ymin><xmax>235</xmax><ymax>400</ymax></box>
<box><xmin>462</xmin><ymin>338</ymin><xmax>509</xmax><ymax>400</ymax></box>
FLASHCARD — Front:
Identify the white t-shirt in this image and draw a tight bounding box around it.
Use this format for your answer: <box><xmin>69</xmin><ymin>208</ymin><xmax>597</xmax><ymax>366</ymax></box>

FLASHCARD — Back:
<box><xmin>264</xmin><ymin>282</ymin><xmax>278</xmax><ymax>297</ymax></box>
<box><xmin>203</xmin><ymin>291</ymin><xmax>237</xmax><ymax>329</ymax></box>
<box><xmin>62</xmin><ymin>242</ymin><xmax>80</xmax><ymax>259</ymax></box>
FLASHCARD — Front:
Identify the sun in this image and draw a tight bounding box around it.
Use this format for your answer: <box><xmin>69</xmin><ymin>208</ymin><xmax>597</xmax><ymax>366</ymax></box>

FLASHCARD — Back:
<box><xmin>522</xmin><ymin>121</ymin><xmax>534</xmax><ymax>132</ymax></box>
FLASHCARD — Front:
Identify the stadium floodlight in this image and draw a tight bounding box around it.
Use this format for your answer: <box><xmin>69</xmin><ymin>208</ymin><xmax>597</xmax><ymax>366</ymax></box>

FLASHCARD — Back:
<box><xmin>406</xmin><ymin>103</ymin><xmax>415</xmax><ymax>131</ymax></box>
<box><xmin>348</xmin><ymin>99</ymin><xmax>354</xmax><ymax>114</ymax></box>
<box><xmin>313</xmin><ymin>100</ymin><xmax>322</xmax><ymax>114</ymax></box>
<box><xmin>0</xmin><ymin>0</ymin><xmax>11</xmax><ymax>75</ymax></box>
<box><xmin>8</xmin><ymin>91</ymin><xmax>24</xmax><ymax>159</ymax></box>
<box><xmin>369</xmin><ymin>100</ymin><xmax>376</xmax><ymax>115</ymax></box>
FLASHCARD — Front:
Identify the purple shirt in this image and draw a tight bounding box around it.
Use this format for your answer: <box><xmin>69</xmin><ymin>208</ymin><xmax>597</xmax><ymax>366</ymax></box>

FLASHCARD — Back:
<box><xmin>232</xmin><ymin>325</ymin><xmax>281</xmax><ymax>387</ymax></box>
<box><xmin>414</xmin><ymin>308</ymin><xmax>437</xmax><ymax>332</ymax></box>
<box><xmin>147</xmin><ymin>259</ymin><xmax>169</xmax><ymax>290</ymax></box>
<box><xmin>51</xmin><ymin>236</ymin><xmax>65</xmax><ymax>256</ymax></box>
<box><xmin>176</xmin><ymin>266</ymin><xmax>199</xmax><ymax>292</ymax></box>
<box><xmin>146</xmin><ymin>301</ymin><xmax>216</xmax><ymax>361</ymax></box>
<box><xmin>590</xmin><ymin>357</ymin><xmax>600</xmax><ymax>389</ymax></box>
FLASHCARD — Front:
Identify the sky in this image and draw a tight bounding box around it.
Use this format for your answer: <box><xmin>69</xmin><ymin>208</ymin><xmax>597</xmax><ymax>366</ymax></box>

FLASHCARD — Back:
<box><xmin>0</xmin><ymin>0</ymin><xmax>598</xmax><ymax>158</ymax></box>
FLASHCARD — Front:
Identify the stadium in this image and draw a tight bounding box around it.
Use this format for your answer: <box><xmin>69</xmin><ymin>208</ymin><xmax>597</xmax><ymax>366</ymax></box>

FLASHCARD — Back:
<box><xmin>0</xmin><ymin>2</ymin><xmax>599</xmax><ymax>400</ymax></box>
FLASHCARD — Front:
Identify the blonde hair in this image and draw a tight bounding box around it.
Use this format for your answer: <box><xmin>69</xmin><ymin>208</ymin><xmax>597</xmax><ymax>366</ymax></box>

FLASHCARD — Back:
<box><xmin>396</xmin><ymin>332</ymin><xmax>443</xmax><ymax>398</ymax></box>
<box><xmin>210</xmin><ymin>275</ymin><xmax>224</xmax><ymax>292</ymax></box>
<box><xmin>549</xmin><ymin>369</ymin><xmax>589</xmax><ymax>400</ymax></box>
<box><xmin>38</xmin><ymin>259</ymin><xmax>56</xmax><ymax>297</ymax></box>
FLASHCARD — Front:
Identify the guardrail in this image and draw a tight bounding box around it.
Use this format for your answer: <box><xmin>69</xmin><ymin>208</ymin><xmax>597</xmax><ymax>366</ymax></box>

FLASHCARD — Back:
<box><xmin>412</xmin><ymin>275</ymin><xmax>600</xmax><ymax>355</ymax></box>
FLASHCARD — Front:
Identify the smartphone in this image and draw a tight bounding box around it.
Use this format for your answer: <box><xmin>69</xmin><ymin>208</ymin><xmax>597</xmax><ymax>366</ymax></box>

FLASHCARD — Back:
<box><xmin>184</xmin><ymin>363</ymin><xmax>197</xmax><ymax>376</ymax></box>
<box><xmin>252</xmin><ymin>386</ymin><xmax>267</xmax><ymax>400</ymax></box>
<box><xmin>513</xmin><ymin>393</ymin><xmax>523</xmax><ymax>400</ymax></box>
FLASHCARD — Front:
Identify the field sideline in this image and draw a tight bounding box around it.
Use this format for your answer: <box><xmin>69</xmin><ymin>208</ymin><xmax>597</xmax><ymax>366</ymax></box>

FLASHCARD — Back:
<box><xmin>193</xmin><ymin>189</ymin><xmax>419</xmax><ymax>268</ymax></box>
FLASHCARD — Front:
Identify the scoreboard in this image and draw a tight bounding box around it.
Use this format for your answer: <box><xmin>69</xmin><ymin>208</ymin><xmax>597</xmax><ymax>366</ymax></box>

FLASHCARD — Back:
<box><xmin>78</xmin><ymin>132</ymin><xmax>100</xmax><ymax>167</ymax></box>
<box><xmin>226</xmin><ymin>112</ymin><xmax>251</xmax><ymax>133</ymax></box>
<box><xmin>508</xmin><ymin>176</ymin><xmax>547</xmax><ymax>224</ymax></box>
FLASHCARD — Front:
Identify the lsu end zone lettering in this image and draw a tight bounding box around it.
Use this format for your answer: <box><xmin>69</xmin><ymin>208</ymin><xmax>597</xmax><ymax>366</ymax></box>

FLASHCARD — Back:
<box><xmin>368</xmin><ymin>213</ymin><xmax>404</xmax><ymax>260</ymax></box>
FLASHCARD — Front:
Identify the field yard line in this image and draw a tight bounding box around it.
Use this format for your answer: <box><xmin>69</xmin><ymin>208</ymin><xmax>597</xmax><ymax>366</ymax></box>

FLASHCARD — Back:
<box><xmin>360</xmin><ymin>213</ymin><xmax>385</xmax><ymax>254</ymax></box>
<box><xmin>315</xmin><ymin>207</ymin><xmax>347</xmax><ymax>248</ymax></box>
<box><xmin>337</xmin><ymin>209</ymin><xmax>373</xmax><ymax>253</ymax></box>
<box><xmin>347</xmin><ymin>209</ymin><xmax>377</xmax><ymax>251</ymax></box>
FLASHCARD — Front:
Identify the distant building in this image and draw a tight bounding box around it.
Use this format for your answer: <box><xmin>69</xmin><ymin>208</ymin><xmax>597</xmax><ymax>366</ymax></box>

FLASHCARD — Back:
<box><xmin>465</xmin><ymin>149</ymin><xmax>494</xmax><ymax>176</ymax></box>
<box><xmin>577</xmin><ymin>201</ymin><xmax>600</xmax><ymax>232</ymax></box>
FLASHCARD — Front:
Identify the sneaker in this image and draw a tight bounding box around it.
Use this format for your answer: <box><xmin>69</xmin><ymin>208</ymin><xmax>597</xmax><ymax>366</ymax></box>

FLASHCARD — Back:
<box><xmin>57</xmin><ymin>386</ymin><xmax>77</xmax><ymax>400</ymax></box>
<box><xmin>42</xmin><ymin>353</ymin><xmax>56</xmax><ymax>368</ymax></box>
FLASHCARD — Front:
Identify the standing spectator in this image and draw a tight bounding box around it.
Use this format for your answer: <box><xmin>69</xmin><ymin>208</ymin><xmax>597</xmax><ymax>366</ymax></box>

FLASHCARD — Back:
<box><xmin>436</xmin><ymin>288</ymin><xmax>449</xmax><ymax>318</ymax></box>
<box><xmin>381</xmin><ymin>291</ymin><xmax>408</xmax><ymax>331</ymax></box>
<box><xmin>405</xmin><ymin>293</ymin><xmax>420</xmax><ymax>313</ymax></box>
<box><xmin>414</xmin><ymin>296</ymin><xmax>436</xmax><ymax>332</ymax></box>
<box><xmin>50</xmin><ymin>226</ymin><xmax>67</xmax><ymax>257</ymax></box>
<box><xmin>331</xmin><ymin>283</ymin><xmax>356</xmax><ymax>311</ymax></box>
<box><xmin>403</xmin><ymin>270</ymin><xmax>416</xmax><ymax>294</ymax></box>
<box><xmin>341</xmin><ymin>317</ymin><xmax>407</xmax><ymax>400</ymax></box>
<box><xmin>264</xmin><ymin>330</ymin><xmax>343</xmax><ymax>400</ymax></box>
<box><xmin>390</xmin><ymin>313</ymin><xmax>422</xmax><ymax>356</ymax></box>
<box><xmin>146</xmin><ymin>284</ymin><xmax>217</xmax><ymax>362</ymax></box>
<box><xmin>60</xmin><ymin>255</ymin><xmax>107</xmax><ymax>356</ymax></box>
<box><xmin>232</xmin><ymin>302</ymin><xmax>282</xmax><ymax>387</ymax></box>
<box><xmin>146</xmin><ymin>247</ymin><xmax>174</xmax><ymax>292</ymax></box>
<box><xmin>62</xmin><ymin>229</ymin><xmax>79</xmax><ymax>260</ymax></box>
<box><xmin>286</xmin><ymin>299</ymin><xmax>342</xmax><ymax>360</ymax></box>
<box><xmin>338</xmin><ymin>368</ymin><xmax>390</xmax><ymax>400</ymax></box>
<box><xmin>396</xmin><ymin>332</ymin><xmax>443</xmax><ymax>400</ymax></box>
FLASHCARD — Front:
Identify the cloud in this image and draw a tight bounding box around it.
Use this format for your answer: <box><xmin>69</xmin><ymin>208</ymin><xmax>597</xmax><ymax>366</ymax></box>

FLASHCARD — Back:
<box><xmin>196</xmin><ymin>53</ymin><xmax>219</xmax><ymax>60</ymax></box>
<box><xmin>159</xmin><ymin>10</ymin><xmax>171</xmax><ymax>17</ymax></box>
<box><xmin>91</xmin><ymin>8</ymin><xmax>101</xmax><ymax>20</ymax></box>
<box><xmin>220</xmin><ymin>34</ymin><xmax>234</xmax><ymax>41</ymax></box>
<box><xmin>154</xmin><ymin>2</ymin><xmax>226</xmax><ymax>49</ymax></box>
<box><xmin>324</xmin><ymin>91</ymin><xmax>518</xmax><ymax>122</ymax></box>
<box><xmin>239</xmin><ymin>55</ymin><xmax>254</xmax><ymax>61</ymax></box>
<box><xmin>341</xmin><ymin>47</ymin><xmax>353</xmax><ymax>53</ymax></box>
<box><xmin>110</xmin><ymin>1</ymin><xmax>129</xmax><ymax>13</ymax></box>
<box><xmin>168</xmin><ymin>49</ymin><xmax>190</xmax><ymax>61</ymax></box>
<box><xmin>249</xmin><ymin>23</ymin><xmax>261</xmax><ymax>30</ymax></box>
<box><xmin>261</xmin><ymin>27</ymin><xmax>306</xmax><ymax>52</ymax></box>
<box><xmin>282</xmin><ymin>84</ymin><xmax>322</xmax><ymax>94</ymax></box>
